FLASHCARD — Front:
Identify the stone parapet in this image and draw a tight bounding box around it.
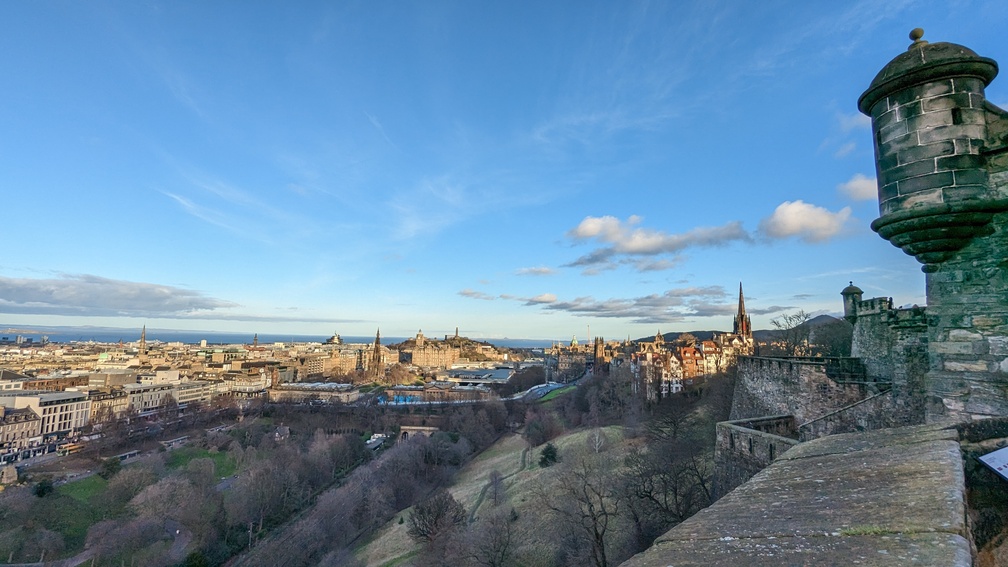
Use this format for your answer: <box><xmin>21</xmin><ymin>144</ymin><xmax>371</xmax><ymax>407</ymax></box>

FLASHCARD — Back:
<box><xmin>622</xmin><ymin>424</ymin><xmax>970</xmax><ymax>567</ymax></box>
<box><xmin>713</xmin><ymin>415</ymin><xmax>799</xmax><ymax>499</ymax></box>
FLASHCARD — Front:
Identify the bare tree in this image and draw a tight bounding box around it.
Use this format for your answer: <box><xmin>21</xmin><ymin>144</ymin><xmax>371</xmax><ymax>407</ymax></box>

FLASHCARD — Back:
<box><xmin>407</xmin><ymin>489</ymin><xmax>466</xmax><ymax>543</ymax></box>
<box><xmin>537</xmin><ymin>450</ymin><xmax>622</xmax><ymax>567</ymax></box>
<box><xmin>675</xmin><ymin>333</ymin><xmax>698</xmax><ymax>348</ymax></box>
<box><xmin>623</xmin><ymin>439</ymin><xmax>712</xmax><ymax>527</ymax></box>
<box><xmin>588</xmin><ymin>428</ymin><xmax>609</xmax><ymax>454</ymax></box>
<box><xmin>771</xmin><ymin>310</ymin><xmax>812</xmax><ymax>356</ymax></box>
<box><xmin>486</xmin><ymin>469</ymin><xmax>506</xmax><ymax>508</ymax></box>
<box><xmin>466</xmin><ymin>507</ymin><xmax>516</xmax><ymax>567</ymax></box>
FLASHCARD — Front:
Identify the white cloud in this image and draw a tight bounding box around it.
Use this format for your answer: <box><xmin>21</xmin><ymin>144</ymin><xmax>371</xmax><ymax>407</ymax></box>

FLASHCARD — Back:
<box><xmin>838</xmin><ymin>111</ymin><xmax>871</xmax><ymax>131</ymax></box>
<box><xmin>838</xmin><ymin>174</ymin><xmax>878</xmax><ymax>201</ymax></box>
<box><xmin>526</xmin><ymin>293</ymin><xmax>557</xmax><ymax>305</ymax></box>
<box><xmin>516</xmin><ymin>267</ymin><xmax>556</xmax><ymax>276</ymax></box>
<box><xmin>0</xmin><ymin>273</ymin><xmax>236</xmax><ymax>317</ymax></box>
<box><xmin>833</xmin><ymin>142</ymin><xmax>856</xmax><ymax>158</ymax></box>
<box><xmin>458</xmin><ymin>289</ymin><xmax>496</xmax><ymax>301</ymax></box>
<box><xmin>758</xmin><ymin>200</ymin><xmax>852</xmax><ymax>243</ymax></box>
<box><xmin>505</xmin><ymin>285</ymin><xmax>790</xmax><ymax>325</ymax></box>
<box><xmin>565</xmin><ymin>216</ymin><xmax>751</xmax><ymax>271</ymax></box>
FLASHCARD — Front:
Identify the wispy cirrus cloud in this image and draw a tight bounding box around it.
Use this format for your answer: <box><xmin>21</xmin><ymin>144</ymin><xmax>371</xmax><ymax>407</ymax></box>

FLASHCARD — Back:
<box><xmin>458</xmin><ymin>289</ymin><xmax>497</xmax><ymax>301</ymax></box>
<box><xmin>564</xmin><ymin>215</ymin><xmax>750</xmax><ymax>272</ymax></box>
<box><xmin>500</xmin><ymin>285</ymin><xmax>790</xmax><ymax>325</ymax></box>
<box><xmin>833</xmin><ymin>142</ymin><xmax>857</xmax><ymax>158</ymax></box>
<box><xmin>838</xmin><ymin>111</ymin><xmax>871</xmax><ymax>132</ymax></box>
<box><xmin>838</xmin><ymin>173</ymin><xmax>877</xmax><ymax>201</ymax></box>
<box><xmin>758</xmin><ymin>200</ymin><xmax>852</xmax><ymax>243</ymax></box>
<box><xmin>0</xmin><ymin>274</ymin><xmax>356</xmax><ymax>324</ymax></box>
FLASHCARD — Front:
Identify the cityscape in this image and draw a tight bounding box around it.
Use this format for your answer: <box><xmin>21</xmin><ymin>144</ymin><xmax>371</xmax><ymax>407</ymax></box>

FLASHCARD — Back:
<box><xmin>3</xmin><ymin>2</ymin><xmax>1008</xmax><ymax>567</ymax></box>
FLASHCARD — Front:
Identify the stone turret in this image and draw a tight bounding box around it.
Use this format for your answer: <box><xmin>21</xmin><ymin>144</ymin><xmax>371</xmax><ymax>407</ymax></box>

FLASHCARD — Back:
<box><xmin>840</xmin><ymin>281</ymin><xmax>863</xmax><ymax>324</ymax></box>
<box><xmin>860</xmin><ymin>29</ymin><xmax>1008</xmax><ymax>421</ymax></box>
<box><xmin>859</xmin><ymin>29</ymin><xmax>1006</xmax><ymax>270</ymax></box>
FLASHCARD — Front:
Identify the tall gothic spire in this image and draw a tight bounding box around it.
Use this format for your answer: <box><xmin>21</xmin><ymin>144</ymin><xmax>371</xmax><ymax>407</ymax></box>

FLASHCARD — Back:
<box><xmin>733</xmin><ymin>282</ymin><xmax>752</xmax><ymax>338</ymax></box>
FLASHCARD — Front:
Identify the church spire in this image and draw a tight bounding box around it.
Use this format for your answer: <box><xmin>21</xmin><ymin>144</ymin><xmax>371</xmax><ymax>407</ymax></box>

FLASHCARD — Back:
<box><xmin>733</xmin><ymin>282</ymin><xmax>752</xmax><ymax>338</ymax></box>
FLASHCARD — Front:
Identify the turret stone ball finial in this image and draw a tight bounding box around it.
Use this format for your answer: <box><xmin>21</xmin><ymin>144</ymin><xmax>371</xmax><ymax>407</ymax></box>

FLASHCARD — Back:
<box><xmin>908</xmin><ymin>27</ymin><xmax>926</xmax><ymax>49</ymax></box>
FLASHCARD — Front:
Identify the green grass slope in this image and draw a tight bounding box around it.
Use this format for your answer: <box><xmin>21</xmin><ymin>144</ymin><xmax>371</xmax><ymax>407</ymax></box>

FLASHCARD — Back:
<box><xmin>356</xmin><ymin>425</ymin><xmax>634</xmax><ymax>567</ymax></box>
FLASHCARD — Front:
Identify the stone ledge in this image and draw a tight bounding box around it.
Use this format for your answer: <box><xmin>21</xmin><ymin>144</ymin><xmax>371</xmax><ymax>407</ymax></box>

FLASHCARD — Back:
<box><xmin>622</xmin><ymin>533</ymin><xmax>972</xmax><ymax>567</ymax></box>
<box><xmin>621</xmin><ymin>424</ymin><xmax>971</xmax><ymax>566</ymax></box>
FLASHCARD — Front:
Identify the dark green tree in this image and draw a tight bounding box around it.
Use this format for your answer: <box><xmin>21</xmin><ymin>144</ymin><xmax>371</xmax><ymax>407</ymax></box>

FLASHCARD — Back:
<box><xmin>99</xmin><ymin>456</ymin><xmax>122</xmax><ymax>480</ymax></box>
<box><xmin>539</xmin><ymin>443</ymin><xmax>559</xmax><ymax>467</ymax></box>
<box><xmin>33</xmin><ymin>477</ymin><xmax>54</xmax><ymax>497</ymax></box>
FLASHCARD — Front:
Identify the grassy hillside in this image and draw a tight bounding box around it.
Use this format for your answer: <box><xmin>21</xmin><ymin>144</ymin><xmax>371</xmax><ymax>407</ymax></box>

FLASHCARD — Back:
<box><xmin>356</xmin><ymin>425</ymin><xmax>635</xmax><ymax>567</ymax></box>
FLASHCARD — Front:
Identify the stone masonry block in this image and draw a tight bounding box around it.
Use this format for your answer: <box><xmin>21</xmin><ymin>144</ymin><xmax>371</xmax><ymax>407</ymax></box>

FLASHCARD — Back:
<box><xmin>887</xmin><ymin>90</ymin><xmax>916</xmax><ymax>108</ymax></box>
<box><xmin>878</xmin><ymin>152</ymin><xmax>898</xmax><ymax>172</ymax></box>
<box><xmin>952</xmin><ymin>77</ymin><xmax>986</xmax><ymax>94</ymax></box>
<box><xmin>907</xmin><ymin>111</ymin><xmax>954</xmax><ymax>133</ymax></box>
<box><xmin>921</xmin><ymin>79</ymin><xmax>955</xmax><ymax>98</ymax></box>
<box><xmin>897</xmin><ymin>140</ymin><xmax>954</xmax><ymax>166</ymax></box>
<box><xmin>956</xmin><ymin>107</ymin><xmax>987</xmax><ymax>126</ymax></box>
<box><xmin>881</xmin><ymin>131</ymin><xmax>920</xmax><ymax>155</ymax></box>
<box><xmin>885</xmin><ymin>158</ymin><xmax>936</xmax><ymax>180</ymax></box>
<box><xmin>974</xmin><ymin>315</ymin><xmax>1008</xmax><ymax>330</ymax></box>
<box><xmin>931</xmin><ymin>342</ymin><xmax>978</xmax><ymax>355</ymax></box>
<box><xmin>879</xmin><ymin>182</ymin><xmax>899</xmax><ymax>202</ymax></box>
<box><xmin>918</xmin><ymin>124</ymin><xmax>986</xmax><ymax>145</ymax></box>
<box><xmin>990</xmin><ymin>337</ymin><xmax>1008</xmax><ymax>356</ymax></box>
<box><xmin>880</xmin><ymin>119</ymin><xmax>909</xmax><ymax>143</ymax></box>
<box><xmin>948</xmin><ymin>329</ymin><xmax>983</xmax><ymax>341</ymax></box>
<box><xmin>936</xmin><ymin>153</ymin><xmax>986</xmax><ymax>172</ymax></box>
<box><xmin>952</xmin><ymin>168</ymin><xmax>989</xmax><ymax>186</ymax></box>
<box><xmin>899</xmin><ymin>188</ymin><xmax>944</xmax><ymax>208</ymax></box>
<box><xmin>929</xmin><ymin>271</ymin><xmax>965</xmax><ymax>283</ymax></box>
<box><xmin>921</xmin><ymin>93</ymin><xmax>973</xmax><ymax>113</ymax></box>
<box><xmin>898</xmin><ymin>100</ymin><xmax>923</xmax><ymax>119</ymax></box>
<box><xmin>953</xmin><ymin>138</ymin><xmax>979</xmax><ymax>155</ymax></box>
<box><xmin>898</xmin><ymin>171</ymin><xmax>954</xmax><ymax>195</ymax></box>
<box><xmin>874</xmin><ymin>107</ymin><xmax>900</xmax><ymax>130</ymax></box>
<box><xmin>943</xmin><ymin>185</ymin><xmax>988</xmax><ymax>203</ymax></box>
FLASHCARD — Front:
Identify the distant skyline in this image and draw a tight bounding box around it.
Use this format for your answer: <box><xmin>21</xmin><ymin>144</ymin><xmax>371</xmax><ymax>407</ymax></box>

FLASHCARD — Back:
<box><xmin>2</xmin><ymin>2</ymin><xmax>1006</xmax><ymax>341</ymax></box>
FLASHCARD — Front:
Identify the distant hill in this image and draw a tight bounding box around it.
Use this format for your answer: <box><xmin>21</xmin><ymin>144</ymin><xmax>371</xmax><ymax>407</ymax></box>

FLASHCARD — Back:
<box><xmin>636</xmin><ymin>314</ymin><xmax>847</xmax><ymax>345</ymax></box>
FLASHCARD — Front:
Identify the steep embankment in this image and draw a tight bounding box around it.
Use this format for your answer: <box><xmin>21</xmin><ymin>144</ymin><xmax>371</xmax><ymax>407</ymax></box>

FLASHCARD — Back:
<box><xmin>356</xmin><ymin>425</ymin><xmax>633</xmax><ymax>567</ymax></box>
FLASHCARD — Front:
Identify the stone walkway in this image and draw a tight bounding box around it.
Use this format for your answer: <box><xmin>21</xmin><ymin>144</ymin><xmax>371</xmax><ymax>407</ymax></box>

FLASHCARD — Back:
<box><xmin>622</xmin><ymin>423</ymin><xmax>972</xmax><ymax>566</ymax></box>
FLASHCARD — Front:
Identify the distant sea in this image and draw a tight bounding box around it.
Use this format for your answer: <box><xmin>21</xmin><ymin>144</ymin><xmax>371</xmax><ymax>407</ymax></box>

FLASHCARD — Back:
<box><xmin>0</xmin><ymin>325</ymin><xmax>555</xmax><ymax>349</ymax></box>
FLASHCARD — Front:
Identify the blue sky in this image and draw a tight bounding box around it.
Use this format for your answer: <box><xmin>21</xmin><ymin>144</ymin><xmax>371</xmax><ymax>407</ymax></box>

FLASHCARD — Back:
<box><xmin>1</xmin><ymin>1</ymin><xmax>1006</xmax><ymax>341</ymax></box>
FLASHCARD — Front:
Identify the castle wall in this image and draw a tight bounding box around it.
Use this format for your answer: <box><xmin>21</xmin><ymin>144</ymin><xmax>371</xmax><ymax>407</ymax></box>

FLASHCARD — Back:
<box><xmin>713</xmin><ymin>415</ymin><xmax>798</xmax><ymax>499</ymax></box>
<box><xmin>731</xmin><ymin>357</ymin><xmax>877</xmax><ymax>422</ymax></box>
<box><xmin>849</xmin><ymin>297</ymin><xmax>895</xmax><ymax>381</ymax></box>
<box><xmin>925</xmin><ymin>221</ymin><xmax>1008</xmax><ymax>419</ymax></box>
<box><xmin>850</xmin><ymin>301</ymin><xmax>929</xmax><ymax>425</ymax></box>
